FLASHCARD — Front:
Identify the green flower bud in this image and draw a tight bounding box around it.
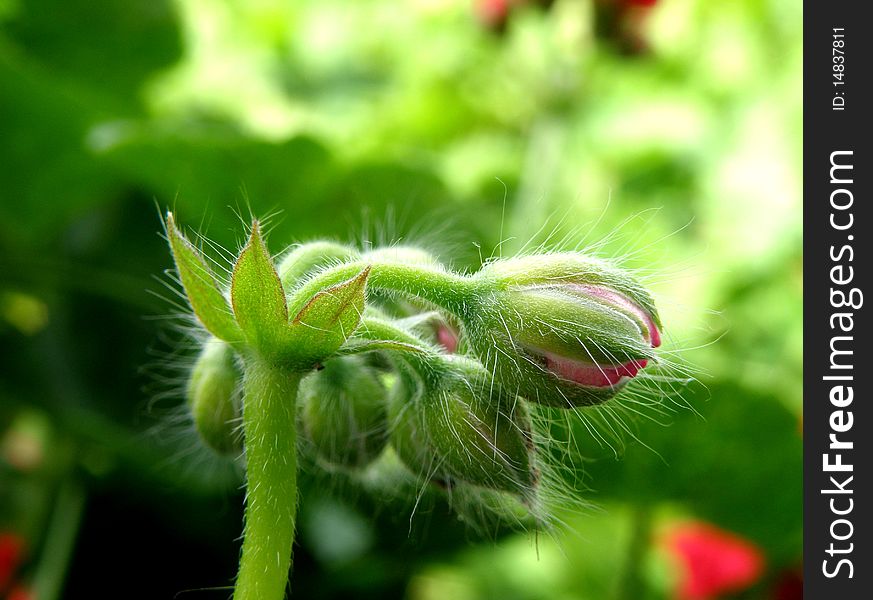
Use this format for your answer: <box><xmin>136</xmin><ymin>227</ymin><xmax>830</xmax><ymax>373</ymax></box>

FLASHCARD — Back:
<box><xmin>299</xmin><ymin>356</ymin><xmax>389</xmax><ymax>468</ymax></box>
<box><xmin>464</xmin><ymin>253</ymin><xmax>663</xmax><ymax>408</ymax></box>
<box><xmin>389</xmin><ymin>357</ymin><xmax>537</xmax><ymax>499</ymax></box>
<box><xmin>425</xmin><ymin>382</ymin><xmax>536</xmax><ymax>497</ymax></box>
<box><xmin>187</xmin><ymin>339</ymin><xmax>242</xmax><ymax>454</ymax></box>
<box><xmin>387</xmin><ymin>374</ymin><xmax>440</xmax><ymax>483</ymax></box>
<box><xmin>279</xmin><ymin>241</ymin><xmax>359</xmax><ymax>289</ymax></box>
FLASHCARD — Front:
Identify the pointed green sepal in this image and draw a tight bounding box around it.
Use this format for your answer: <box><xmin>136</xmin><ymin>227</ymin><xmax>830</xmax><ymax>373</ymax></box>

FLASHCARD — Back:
<box><xmin>336</xmin><ymin>338</ymin><xmax>426</xmax><ymax>357</ymax></box>
<box><xmin>166</xmin><ymin>213</ymin><xmax>242</xmax><ymax>342</ymax></box>
<box><xmin>231</xmin><ymin>221</ymin><xmax>292</xmax><ymax>356</ymax></box>
<box><xmin>289</xmin><ymin>266</ymin><xmax>370</xmax><ymax>362</ymax></box>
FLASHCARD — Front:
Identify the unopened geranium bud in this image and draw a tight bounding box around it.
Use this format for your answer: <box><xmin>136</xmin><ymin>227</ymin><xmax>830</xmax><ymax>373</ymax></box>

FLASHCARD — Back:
<box><xmin>463</xmin><ymin>253</ymin><xmax>662</xmax><ymax>407</ymax></box>
<box><xmin>279</xmin><ymin>241</ymin><xmax>359</xmax><ymax>290</ymax></box>
<box><xmin>299</xmin><ymin>356</ymin><xmax>389</xmax><ymax>468</ymax></box>
<box><xmin>187</xmin><ymin>339</ymin><xmax>242</xmax><ymax>454</ymax></box>
<box><xmin>388</xmin><ymin>356</ymin><xmax>537</xmax><ymax>499</ymax></box>
<box><xmin>387</xmin><ymin>374</ymin><xmax>439</xmax><ymax>482</ymax></box>
<box><xmin>422</xmin><ymin>377</ymin><xmax>536</xmax><ymax>497</ymax></box>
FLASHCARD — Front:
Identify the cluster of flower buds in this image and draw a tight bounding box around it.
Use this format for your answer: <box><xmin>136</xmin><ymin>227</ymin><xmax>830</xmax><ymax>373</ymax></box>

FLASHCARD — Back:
<box><xmin>169</xmin><ymin>216</ymin><xmax>661</xmax><ymax>498</ymax></box>
<box><xmin>166</xmin><ymin>214</ymin><xmax>663</xmax><ymax>600</ymax></box>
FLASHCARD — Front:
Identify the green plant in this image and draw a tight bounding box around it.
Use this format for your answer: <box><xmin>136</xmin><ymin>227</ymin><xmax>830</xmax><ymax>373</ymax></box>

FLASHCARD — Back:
<box><xmin>165</xmin><ymin>213</ymin><xmax>663</xmax><ymax>600</ymax></box>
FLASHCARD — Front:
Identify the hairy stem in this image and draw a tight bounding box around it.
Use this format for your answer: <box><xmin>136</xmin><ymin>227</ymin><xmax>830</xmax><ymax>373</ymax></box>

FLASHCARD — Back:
<box><xmin>235</xmin><ymin>361</ymin><xmax>302</xmax><ymax>600</ymax></box>
<box><xmin>357</xmin><ymin>316</ymin><xmax>489</xmax><ymax>387</ymax></box>
<box><xmin>287</xmin><ymin>260</ymin><xmax>481</xmax><ymax>318</ymax></box>
<box><xmin>279</xmin><ymin>241</ymin><xmax>359</xmax><ymax>288</ymax></box>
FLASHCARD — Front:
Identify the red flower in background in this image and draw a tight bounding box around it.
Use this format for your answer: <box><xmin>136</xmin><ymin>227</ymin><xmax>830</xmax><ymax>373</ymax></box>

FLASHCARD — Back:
<box><xmin>663</xmin><ymin>522</ymin><xmax>766</xmax><ymax>600</ymax></box>
<box><xmin>7</xmin><ymin>584</ymin><xmax>35</xmax><ymax>600</ymax></box>
<box><xmin>475</xmin><ymin>0</ymin><xmax>514</xmax><ymax>31</ymax></box>
<box><xmin>0</xmin><ymin>533</ymin><xmax>26</xmax><ymax>594</ymax></box>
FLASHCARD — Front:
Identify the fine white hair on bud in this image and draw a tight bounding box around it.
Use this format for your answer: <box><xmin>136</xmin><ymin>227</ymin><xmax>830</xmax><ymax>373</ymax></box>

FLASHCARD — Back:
<box><xmin>187</xmin><ymin>338</ymin><xmax>243</xmax><ymax>454</ymax></box>
<box><xmin>162</xmin><ymin>214</ymin><xmax>680</xmax><ymax>600</ymax></box>
<box><xmin>298</xmin><ymin>355</ymin><xmax>389</xmax><ymax>469</ymax></box>
<box><xmin>387</xmin><ymin>355</ymin><xmax>539</xmax><ymax>502</ymax></box>
<box><xmin>459</xmin><ymin>253</ymin><xmax>662</xmax><ymax>408</ymax></box>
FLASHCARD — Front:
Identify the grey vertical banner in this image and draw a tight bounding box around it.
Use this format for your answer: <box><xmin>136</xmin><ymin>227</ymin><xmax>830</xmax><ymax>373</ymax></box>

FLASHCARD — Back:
<box><xmin>804</xmin><ymin>1</ymin><xmax>871</xmax><ymax>597</ymax></box>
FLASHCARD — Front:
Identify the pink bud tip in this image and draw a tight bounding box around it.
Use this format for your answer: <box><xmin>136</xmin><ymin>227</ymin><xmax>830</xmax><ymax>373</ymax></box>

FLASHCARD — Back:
<box><xmin>650</xmin><ymin>322</ymin><xmax>662</xmax><ymax>348</ymax></box>
<box><xmin>542</xmin><ymin>351</ymin><xmax>649</xmax><ymax>388</ymax></box>
<box><xmin>572</xmin><ymin>284</ymin><xmax>661</xmax><ymax>348</ymax></box>
<box><xmin>436</xmin><ymin>325</ymin><xmax>460</xmax><ymax>354</ymax></box>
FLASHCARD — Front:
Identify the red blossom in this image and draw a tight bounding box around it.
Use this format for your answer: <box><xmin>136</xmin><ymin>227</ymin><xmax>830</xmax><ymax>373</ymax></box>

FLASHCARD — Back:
<box><xmin>0</xmin><ymin>533</ymin><xmax>26</xmax><ymax>593</ymax></box>
<box><xmin>8</xmin><ymin>583</ymin><xmax>35</xmax><ymax>600</ymax></box>
<box><xmin>475</xmin><ymin>0</ymin><xmax>513</xmax><ymax>30</ymax></box>
<box><xmin>663</xmin><ymin>522</ymin><xmax>766</xmax><ymax>600</ymax></box>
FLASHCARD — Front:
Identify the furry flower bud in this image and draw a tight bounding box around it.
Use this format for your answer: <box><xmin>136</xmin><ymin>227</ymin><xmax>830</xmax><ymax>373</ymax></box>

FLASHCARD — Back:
<box><xmin>279</xmin><ymin>241</ymin><xmax>358</xmax><ymax>289</ymax></box>
<box><xmin>389</xmin><ymin>359</ymin><xmax>537</xmax><ymax>499</ymax></box>
<box><xmin>425</xmin><ymin>382</ymin><xmax>536</xmax><ymax>497</ymax></box>
<box><xmin>464</xmin><ymin>254</ymin><xmax>662</xmax><ymax>407</ymax></box>
<box><xmin>299</xmin><ymin>356</ymin><xmax>389</xmax><ymax>468</ymax></box>
<box><xmin>187</xmin><ymin>339</ymin><xmax>242</xmax><ymax>454</ymax></box>
<box><xmin>387</xmin><ymin>375</ymin><xmax>436</xmax><ymax>482</ymax></box>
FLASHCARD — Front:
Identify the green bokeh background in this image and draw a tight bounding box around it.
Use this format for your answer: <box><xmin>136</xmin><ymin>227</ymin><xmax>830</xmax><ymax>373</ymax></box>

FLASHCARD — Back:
<box><xmin>0</xmin><ymin>0</ymin><xmax>801</xmax><ymax>598</ymax></box>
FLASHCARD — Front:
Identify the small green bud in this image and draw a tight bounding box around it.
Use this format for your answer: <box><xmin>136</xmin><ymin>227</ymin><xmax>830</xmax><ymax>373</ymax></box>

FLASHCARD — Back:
<box><xmin>299</xmin><ymin>356</ymin><xmax>389</xmax><ymax>468</ymax></box>
<box><xmin>423</xmin><ymin>379</ymin><xmax>536</xmax><ymax>497</ymax></box>
<box><xmin>464</xmin><ymin>253</ymin><xmax>662</xmax><ymax>408</ymax></box>
<box><xmin>279</xmin><ymin>241</ymin><xmax>359</xmax><ymax>289</ymax></box>
<box><xmin>187</xmin><ymin>339</ymin><xmax>242</xmax><ymax>454</ymax></box>
<box><xmin>387</xmin><ymin>373</ymin><xmax>441</xmax><ymax>483</ymax></box>
<box><xmin>389</xmin><ymin>358</ymin><xmax>537</xmax><ymax>499</ymax></box>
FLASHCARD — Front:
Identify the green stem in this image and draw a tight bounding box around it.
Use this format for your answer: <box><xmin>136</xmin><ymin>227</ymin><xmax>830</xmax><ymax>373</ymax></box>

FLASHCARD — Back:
<box><xmin>616</xmin><ymin>504</ymin><xmax>653</xmax><ymax>600</ymax></box>
<box><xmin>357</xmin><ymin>316</ymin><xmax>443</xmax><ymax>388</ymax></box>
<box><xmin>287</xmin><ymin>260</ymin><xmax>480</xmax><ymax>318</ymax></box>
<box><xmin>358</xmin><ymin>316</ymin><xmax>438</xmax><ymax>352</ymax></box>
<box><xmin>33</xmin><ymin>477</ymin><xmax>86</xmax><ymax>600</ymax></box>
<box><xmin>356</xmin><ymin>316</ymin><xmax>489</xmax><ymax>387</ymax></box>
<box><xmin>234</xmin><ymin>361</ymin><xmax>302</xmax><ymax>600</ymax></box>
